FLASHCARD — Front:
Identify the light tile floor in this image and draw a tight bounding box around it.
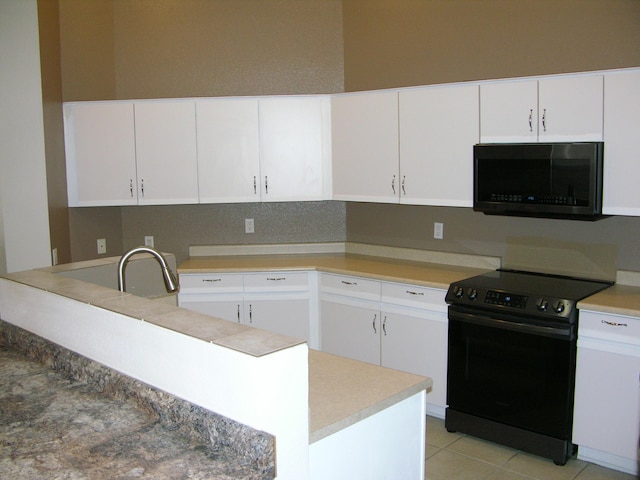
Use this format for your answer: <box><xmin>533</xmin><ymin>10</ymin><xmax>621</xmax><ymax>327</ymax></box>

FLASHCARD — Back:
<box><xmin>425</xmin><ymin>416</ymin><xmax>638</xmax><ymax>480</ymax></box>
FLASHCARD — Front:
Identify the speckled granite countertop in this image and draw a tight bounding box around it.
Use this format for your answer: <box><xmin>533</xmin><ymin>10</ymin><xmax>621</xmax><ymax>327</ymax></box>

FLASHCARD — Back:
<box><xmin>0</xmin><ymin>324</ymin><xmax>275</xmax><ymax>479</ymax></box>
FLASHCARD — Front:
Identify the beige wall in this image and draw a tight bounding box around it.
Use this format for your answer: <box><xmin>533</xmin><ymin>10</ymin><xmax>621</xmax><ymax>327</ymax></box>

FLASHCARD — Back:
<box><xmin>55</xmin><ymin>0</ymin><xmax>640</xmax><ymax>271</ymax></box>
<box><xmin>342</xmin><ymin>0</ymin><xmax>640</xmax><ymax>91</ymax></box>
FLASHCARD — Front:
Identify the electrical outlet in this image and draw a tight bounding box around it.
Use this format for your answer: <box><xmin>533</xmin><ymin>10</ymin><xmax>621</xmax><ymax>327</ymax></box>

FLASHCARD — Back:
<box><xmin>245</xmin><ymin>218</ymin><xmax>255</xmax><ymax>234</ymax></box>
<box><xmin>433</xmin><ymin>222</ymin><xmax>444</xmax><ymax>240</ymax></box>
<box><xmin>97</xmin><ymin>238</ymin><xmax>107</xmax><ymax>254</ymax></box>
<box><xmin>145</xmin><ymin>236</ymin><xmax>154</xmax><ymax>247</ymax></box>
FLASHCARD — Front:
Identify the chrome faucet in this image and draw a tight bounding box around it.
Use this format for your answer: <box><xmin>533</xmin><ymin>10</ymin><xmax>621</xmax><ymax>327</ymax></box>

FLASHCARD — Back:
<box><xmin>117</xmin><ymin>246</ymin><xmax>179</xmax><ymax>293</ymax></box>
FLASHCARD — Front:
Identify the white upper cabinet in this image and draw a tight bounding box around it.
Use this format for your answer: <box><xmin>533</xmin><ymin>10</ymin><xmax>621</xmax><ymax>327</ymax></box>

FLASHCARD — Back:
<box><xmin>331</xmin><ymin>91</ymin><xmax>400</xmax><ymax>203</ymax></box>
<box><xmin>134</xmin><ymin>101</ymin><xmax>199</xmax><ymax>205</ymax></box>
<box><xmin>399</xmin><ymin>84</ymin><xmax>479</xmax><ymax>207</ymax></box>
<box><xmin>64</xmin><ymin>102</ymin><xmax>138</xmax><ymax>207</ymax></box>
<box><xmin>196</xmin><ymin>98</ymin><xmax>261</xmax><ymax>203</ymax></box>
<box><xmin>602</xmin><ymin>69</ymin><xmax>640</xmax><ymax>216</ymax></box>
<box><xmin>480</xmin><ymin>74</ymin><xmax>603</xmax><ymax>143</ymax></box>
<box><xmin>258</xmin><ymin>96</ymin><xmax>331</xmax><ymax>202</ymax></box>
<box><xmin>480</xmin><ymin>79</ymin><xmax>538</xmax><ymax>142</ymax></box>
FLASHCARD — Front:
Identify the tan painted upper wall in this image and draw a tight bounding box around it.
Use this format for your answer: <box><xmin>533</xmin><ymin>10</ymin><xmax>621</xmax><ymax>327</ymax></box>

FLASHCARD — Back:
<box><xmin>343</xmin><ymin>0</ymin><xmax>640</xmax><ymax>91</ymax></box>
<box><xmin>59</xmin><ymin>0</ymin><xmax>640</xmax><ymax>101</ymax></box>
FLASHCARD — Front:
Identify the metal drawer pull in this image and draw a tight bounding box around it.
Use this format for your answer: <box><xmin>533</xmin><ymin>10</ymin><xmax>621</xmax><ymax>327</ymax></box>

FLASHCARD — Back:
<box><xmin>391</xmin><ymin>175</ymin><xmax>396</xmax><ymax>194</ymax></box>
<box><xmin>541</xmin><ymin>108</ymin><xmax>547</xmax><ymax>132</ymax></box>
<box><xmin>528</xmin><ymin>109</ymin><xmax>533</xmax><ymax>131</ymax></box>
<box><xmin>401</xmin><ymin>176</ymin><xmax>406</xmax><ymax>195</ymax></box>
<box><xmin>406</xmin><ymin>290</ymin><xmax>424</xmax><ymax>296</ymax></box>
<box><xmin>249</xmin><ymin>304</ymin><xmax>253</xmax><ymax>323</ymax></box>
<box><xmin>237</xmin><ymin>304</ymin><xmax>241</xmax><ymax>323</ymax></box>
<box><xmin>372</xmin><ymin>314</ymin><xmax>377</xmax><ymax>334</ymax></box>
<box><xmin>202</xmin><ymin>278</ymin><xmax>222</xmax><ymax>282</ymax></box>
<box><xmin>341</xmin><ymin>280</ymin><xmax>358</xmax><ymax>286</ymax></box>
<box><xmin>601</xmin><ymin>320</ymin><xmax>628</xmax><ymax>327</ymax></box>
<box><xmin>253</xmin><ymin>176</ymin><xmax>257</xmax><ymax>194</ymax></box>
<box><xmin>130</xmin><ymin>179</ymin><xmax>134</xmax><ymax>197</ymax></box>
<box><xmin>267</xmin><ymin>277</ymin><xmax>286</xmax><ymax>281</ymax></box>
<box><xmin>383</xmin><ymin>316</ymin><xmax>387</xmax><ymax>336</ymax></box>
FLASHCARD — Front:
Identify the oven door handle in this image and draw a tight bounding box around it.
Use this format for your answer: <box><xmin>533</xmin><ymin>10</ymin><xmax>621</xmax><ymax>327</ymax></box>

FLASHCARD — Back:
<box><xmin>449</xmin><ymin>309</ymin><xmax>573</xmax><ymax>340</ymax></box>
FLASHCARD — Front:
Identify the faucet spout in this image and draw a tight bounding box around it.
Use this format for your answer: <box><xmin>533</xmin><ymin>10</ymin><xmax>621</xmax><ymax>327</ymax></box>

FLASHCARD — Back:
<box><xmin>117</xmin><ymin>246</ymin><xmax>179</xmax><ymax>294</ymax></box>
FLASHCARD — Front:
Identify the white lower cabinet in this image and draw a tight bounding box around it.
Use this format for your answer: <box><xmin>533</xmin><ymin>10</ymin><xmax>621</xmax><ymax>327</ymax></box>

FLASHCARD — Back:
<box><xmin>320</xmin><ymin>273</ymin><xmax>448</xmax><ymax>417</ymax></box>
<box><xmin>573</xmin><ymin>310</ymin><xmax>640</xmax><ymax>476</ymax></box>
<box><xmin>178</xmin><ymin>272</ymin><xmax>312</xmax><ymax>345</ymax></box>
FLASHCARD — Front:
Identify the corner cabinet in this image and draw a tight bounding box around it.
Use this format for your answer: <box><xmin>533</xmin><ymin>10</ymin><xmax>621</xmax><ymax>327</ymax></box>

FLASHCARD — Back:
<box><xmin>319</xmin><ymin>273</ymin><xmax>448</xmax><ymax>417</ymax></box>
<box><xmin>572</xmin><ymin>310</ymin><xmax>640</xmax><ymax>476</ymax></box>
<box><xmin>602</xmin><ymin>69</ymin><xmax>640</xmax><ymax>216</ymax></box>
<box><xmin>331</xmin><ymin>91</ymin><xmax>400</xmax><ymax>203</ymax></box>
<box><xmin>480</xmin><ymin>74</ymin><xmax>604</xmax><ymax>143</ymax></box>
<box><xmin>64</xmin><ymin>102</ymin><xmax>138</xmax><ymax>206</ymax></box>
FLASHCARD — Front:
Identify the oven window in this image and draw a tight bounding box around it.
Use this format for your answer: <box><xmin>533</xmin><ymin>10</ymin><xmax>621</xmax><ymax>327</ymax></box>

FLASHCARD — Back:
<box><xmin>447</xmin><ymin>317</ymin><xmax>576</xmax><ymax>439</ymax></box>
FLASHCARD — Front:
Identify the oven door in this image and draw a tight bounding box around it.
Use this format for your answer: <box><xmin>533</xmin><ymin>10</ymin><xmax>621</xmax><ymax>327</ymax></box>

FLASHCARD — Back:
<box><xmin>446</xmin><ymin>305</ymin><xmax>577</xmax><ymax>440</ymax></box>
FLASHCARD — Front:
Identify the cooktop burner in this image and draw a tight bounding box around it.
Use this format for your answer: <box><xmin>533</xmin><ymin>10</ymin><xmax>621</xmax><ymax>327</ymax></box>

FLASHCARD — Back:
<box><xmin>445</xmin><ymin>269</ymin><xmax>613</xmax><ymax>321</ymax></box>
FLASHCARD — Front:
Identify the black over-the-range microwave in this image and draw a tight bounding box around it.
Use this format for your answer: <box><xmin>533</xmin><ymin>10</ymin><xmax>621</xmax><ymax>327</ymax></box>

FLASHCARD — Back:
<box><xmin>473</xmin><ymin>142</ymin><xmax>605</xmax><ymax>220</ymax></box>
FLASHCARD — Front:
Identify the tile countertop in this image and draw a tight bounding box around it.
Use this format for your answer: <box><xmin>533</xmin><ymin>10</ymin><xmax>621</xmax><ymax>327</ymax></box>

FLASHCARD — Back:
<box><xmin>177</xmin><ymin>253</ymin><xmax>491</xmax><ymax>290</ymax></box>
<box><xmin>179</xmin><ymin>252</ymin><xmax>640</xmax><ymax>318</ymax></box>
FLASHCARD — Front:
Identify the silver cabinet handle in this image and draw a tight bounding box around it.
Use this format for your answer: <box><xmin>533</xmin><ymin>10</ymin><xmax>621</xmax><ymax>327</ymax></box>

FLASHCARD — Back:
<box><xmin>253</xmin><ymin>176</ymin><xmax>257</xmax><ymax>194</ymax></box>
<box><xmin>383</xmin><ymin>315</ymin><xmax>387</xmax><ymax>336</ymax></box>
<box><xmin>601</xmin><ymin>319</ymin><xmax>628</xmax><ymax>327</ymax></box>
<box><xmin>406</xmin><ymin>290</ymin><xmax>424</xmax><ymax>296</ymax></box>
<box><xmin>541</xmin><ymin>108</ymin><xmax>547</xmax><ymax>132</ymax></box>
<box><xmin>264</xmin><ymin>176</ymin><xmax>269</xmax><ymax>195</ymax></box>
<box><xmin>237</xmin><ymin>304</ymin><xmax>241</xmax><ymax>323</ymax></box>
<box><xmin>249</xmin><ymin>304</ymin><xmax>253</xmax><ymax>323</ymax></box>
<box><xmin>267</xmin><ymin>277</ymin><xmax>286</xmax><ymax>281</ymax></box>
<box><xmin>130</xmin><ymin>179</ymin><xmax>134</xmax><ymax>197</ymax></box>
<box><xmin>528</xmin><ymin>109</ymin><xmax>533</xmax><ymax>132</ymax></box>
<box><xmin>140</xmin><ymin>178</ymin><xmax>145</xmax><ymax>197</ymax></box>
<box><xmin>341</xmin><ymin>280</ymin><xmax>358</xmax><ymax>286</ymax></box>
<box><xmin>391</xmin><ymin>175</ymin><xmax>396</xmax><ymax>194</ymax></box>
<box><xmin>372</xmin><ymin>314</ymin><xmax>377</xmax><ymax>334</ymax></box>
<box><xmin>202</xmin><ymin>278</ymin><xmax>222</xmax><ymax>283</ymax></box>
<box><xmin>401</xmin><ymin>175</ymin><xmax>406</xmax><ymax>196</ymax></box>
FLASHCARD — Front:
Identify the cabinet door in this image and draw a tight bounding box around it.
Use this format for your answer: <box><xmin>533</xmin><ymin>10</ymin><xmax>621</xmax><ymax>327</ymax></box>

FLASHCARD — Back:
<box><xmin>573</xmin><ymin>341</ymin><xmax>640</xmax><ymax>465</ymax></box>
<box><xmin>258</xmin><ymin>96</ymin><xmax>330</xmax><ymax>202</ymax></box>
<box><xmin>399</xmin><ymin>84</ymin><xmax>479</xmax><ymax>206</ymax></box>
<box><xmin>381</xmin><ymin>307</ymin><xmax>448</xmax><ymax>412</ymax></box>
<box><xmin>320</xmin><ymin>297</ymin><xmax>381</xmax><ymax>365</ymax></box>
<box><xmin>196</xmin><ymin>98</ymin><xmax>260</xmax><ymax>203</ymax></box>
<box><xmin>331</xmin><ymin>91</ymin><xmax>400</xmax><ymax>202</ymax></box>
<box><xmin>64</xmin><ymin>102</ymin><xmax>138</xmax><ymax>206</ymax></box>
<box><xmin>178</xmin><ymin>295</ymin><xmax>244</xmax><ymax>324</ymax></box>
<box><xmin>603</xmin><ymin>70</ymin><xmax>640</xmax><ymax>216</ymax></box>
<box><xmin>538</xmin><ymin>75</ymin><xmax>603</xmax><ymax>142</ymax></box>
<box><xmin>480</xmin><ymin>80</ymin><xmax>538</xmax><ymax>142</ymax></box>
<box><xmin>134</xmin><ymin>101</ymin><xmax>199</xmax><ymax>205</ymax></box>
<box><xmin>245</xmin><ymin>296</ymin><xmax>310</xmax><ymax>342</ymax></box>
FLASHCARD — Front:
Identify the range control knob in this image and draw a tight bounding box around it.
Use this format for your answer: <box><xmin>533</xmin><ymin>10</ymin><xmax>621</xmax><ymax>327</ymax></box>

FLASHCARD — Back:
<box><xmin>553</xmin><ymin>301</ymin><xmax>565</xmax><ymax>314</ymax></box>
<box><xmin>453</xmin><ymin>285</ymin><xmax>464</xmax><ymax>298</ymax></box>
<box><xmin>536</xmin><ymin>298</ymin><xmax>548</xmax><ymax>311</ymax></box>
<box><xmin>468</xmin><ymin>288</ymin><xmax>478</xmax><ymax>300</ymax></box>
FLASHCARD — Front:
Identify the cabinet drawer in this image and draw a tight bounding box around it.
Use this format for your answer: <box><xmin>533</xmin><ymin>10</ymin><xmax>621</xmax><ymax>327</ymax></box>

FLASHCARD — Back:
<box><xmin>178</xmin><ymin>273</ymin><xmax>243</xmax><ymax>293</ymax></box>
<box><xmin>243</xmin><ymin>272</ymin><xmax>308</xmax><ymax>292</ymax></box>
<box><xmin>320</xmin><ymin>273</ymin><xmax>380</xmax><ymax>301</ymax></box>
<box><xmin>579</xmin><ymin>311</ymin><xmax>640</xmax><ymax>347</ymax></box>
<box><xmin>381</xmin><ymin>282</ymin><xmax>447</xmax><ymax>312</ymax></box>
